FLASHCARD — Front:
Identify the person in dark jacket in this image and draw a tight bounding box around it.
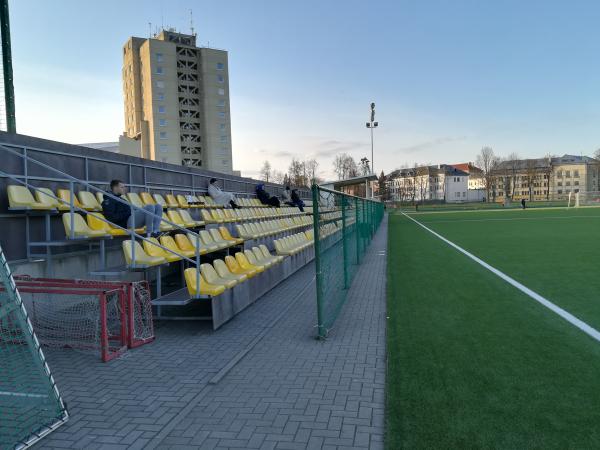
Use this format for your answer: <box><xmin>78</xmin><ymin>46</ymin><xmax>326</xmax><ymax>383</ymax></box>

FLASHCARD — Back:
<box><xmin>102</xmin><ymin>180</ymin><xmax>163</xmax><ymax>237</ymax></box>
<box><xmin>521</xmin><ymin>198</ymin><xmax>526</xmax><ymax>209</ymax></box>
<box><xmin>290</xmin><ymin>189</ymin><xmax>305</xmax><ymax>212</ymax></box>
<box><xmin>255</xmin><ymin>184</ymin><xmax>280</xmax><ymax>207</ymax></box>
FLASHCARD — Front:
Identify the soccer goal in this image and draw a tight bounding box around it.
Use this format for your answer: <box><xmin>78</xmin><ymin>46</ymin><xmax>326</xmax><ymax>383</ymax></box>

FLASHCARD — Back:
<box><xmin>0</xmin><ymin>244</ymin><xmax>68</xmax><ymax>450</ymax></box>
<box><xmin>12</xmin><ymin>277</ymin><xmax>155</xmax><ymax>360</ymax></box>
<box><xmin>567</xmin><ymin>191</ymin><xmax>600</xmax><ymax>208</ymax></box>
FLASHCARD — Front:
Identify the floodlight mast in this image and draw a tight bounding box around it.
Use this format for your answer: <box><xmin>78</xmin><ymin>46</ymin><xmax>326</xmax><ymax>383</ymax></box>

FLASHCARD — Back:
<box><xmin>365</xmin><ymin>102</ymin><xmax>378</xmax><ymax>174</ymax></box>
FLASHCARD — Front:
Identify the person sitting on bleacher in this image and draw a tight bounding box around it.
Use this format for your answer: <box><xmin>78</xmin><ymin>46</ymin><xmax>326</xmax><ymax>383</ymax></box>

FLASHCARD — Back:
<box><xmin>102</xmin><ymin>180</ymin><xmax>163</xmax><ymax>237</ymax></box>
<box><xmin>256</xmin><ymin>184</ymin><xmax>281</xmax><ymax>207</ymax></box>
<box><xmin>282</xmin><ymin>186</ymin><xmax>304</xmax><ymax>212</ymax></box>
<box><xmin>208</xmin><ymin>178</ymin><xmax>240</xmax><ymax>209</ymax></box>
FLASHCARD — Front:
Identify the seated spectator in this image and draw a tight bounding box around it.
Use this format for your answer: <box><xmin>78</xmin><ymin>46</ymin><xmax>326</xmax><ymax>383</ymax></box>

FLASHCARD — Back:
<box><xmin>102</xmin><ymin>180</ymin><xmax>162</xmax><ymax>237</ymax></box>
<box><xmin>208</xmin><ymin>178</ymin><xmax>240</xmax><ymax>209</ymax></box>
<box><xmin>282</xmin><ymin>186</ymin><xmax>293</xmax><ymax>205</ymax></box>
<box><xmin>291</xmin><ymin>189</ymin><xmax>305</xmax><ymax>212</ymax></box>
<box><xmin>256</xmin><ymin>184</ymin><xmax>280</xmax><ymax>207</ymax></box>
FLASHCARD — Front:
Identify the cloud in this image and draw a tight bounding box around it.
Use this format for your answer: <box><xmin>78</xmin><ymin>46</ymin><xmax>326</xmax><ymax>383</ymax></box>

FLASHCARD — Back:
<box><xmin>397</xmin><ymin>136</ymin><xmax>468</xmax><ymax>153</ymax></box>
<box><xmin>309</xmin><ymin>139</ymin><xmax>367</xmax><ymax>158</ymax></box>
<box><xmin>256</xmin><ymin>148</ymin><xmax>295</xmax><ymax>158</ymax></box>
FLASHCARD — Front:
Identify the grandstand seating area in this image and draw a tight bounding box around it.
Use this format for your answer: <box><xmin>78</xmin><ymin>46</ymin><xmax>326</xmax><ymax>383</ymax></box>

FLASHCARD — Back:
<box><xmin>5</xmin><ymin>182</ymin><xmax>342</xmax><ymax>330</ymax></box>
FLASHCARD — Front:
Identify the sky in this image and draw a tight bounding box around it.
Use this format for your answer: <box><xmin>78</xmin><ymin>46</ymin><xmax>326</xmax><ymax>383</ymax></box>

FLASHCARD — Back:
<box><xmin>10</xmin><ymin>0</ymin><xmax>600</xmax><ymax>179</ymax></box>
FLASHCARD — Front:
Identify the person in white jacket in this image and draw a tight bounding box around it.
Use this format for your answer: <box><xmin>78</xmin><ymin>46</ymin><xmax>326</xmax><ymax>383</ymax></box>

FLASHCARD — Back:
<box><xmin>208</xmin><ymin>178</ymin><xmax>240</xmax><ymax>208</ymax></box>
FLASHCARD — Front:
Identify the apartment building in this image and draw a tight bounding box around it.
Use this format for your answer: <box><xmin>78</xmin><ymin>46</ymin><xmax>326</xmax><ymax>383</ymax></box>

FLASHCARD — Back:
<box><xmin>387</xmin><ymin>165</ymin><xmax>470</xmax><ymax>203</ymax></box>
<box><xmin>491</xmin><ymin>155</ymin><xmax>600</xmax><ymax>202</ymax></box>
<box><xmin>122</xmin><ymin>29</ymin><xmax>233</xmax><ymax>173</ymax></box>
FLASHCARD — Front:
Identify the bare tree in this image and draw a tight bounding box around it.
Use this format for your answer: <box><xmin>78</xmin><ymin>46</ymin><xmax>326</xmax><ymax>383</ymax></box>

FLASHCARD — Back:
<box><xmin>332</xmin><ymin>153</ymin><xmax>358</xmax><ymax>180</ymax></box>
<box><xmin>271</xmin><ymin>170</ymin><xmax>285</xmax><ymax>185</ymax></box>
<box><xmin>525</xmin><ymin>159</ymin><xmax>538</xmax><ymax>201</ymax></box>
<box><xmin>475</xmin><ymin>146</ymin><xmax>499</xmax><ymax>202</ymax></box>
<box><xmin>415</xmin><ymin>166</ymin><xmax>430</xmax><ymax>204</ymax></box>
<box><xmin>260</xmin><ymin>160</ymin><xmax>272</xmax><ymax>182</ymax></box>
<box><xmin>540</xmin><ymin>154</ymin><xmax>553</xmax><ymax>200</ymax></box>
<box><xmin>305</xmin><ymin>158</ymin><xmax>319</xmax><ymax>185</ymax></box>
<box><xmin>378</xmin><ymin>171</ymin><xmax>387</xmax><ymax>201</ymax></box>
<box><xmin>506</xmin><ymin>152</ymin><xmax>520</xmax><ymax>201</ymax></box>
<box><xmin>288</xmin><ymin>158</ymin><xmax>306</xmax><ymax>186</ymax></box>
<box><xmin>594</xmin><ymin>149</ymin><xmax>600</xmax><ymax>161</ymax></box>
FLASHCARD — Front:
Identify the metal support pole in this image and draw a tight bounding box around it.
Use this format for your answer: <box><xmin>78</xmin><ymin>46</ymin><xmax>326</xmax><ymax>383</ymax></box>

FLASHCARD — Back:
<box><xmin>99</xmin><ymin>239</ymin><xmax>106</xmax><ymax>270</ymax></box>
<box><xmin>355</xmin><ymin>197</ymin><xmax>359</xmax><ymax>264</ymax></box>
<box><xmin>312</xmin><ymin>185</ymin><xmax>325</xmax><ymax>339</ymax></box>
<box><xmin>0</xmin><ymin>0</ymin><xmax>15</xmax><ymax>133</ymax></box>
<box><xmin>341</xmin><ymin>195</ymin><xmax>348</xmax><ymax>289</ymax></box>
<box><xmin>69</xmin><ymin>181</ymin><xmax>75</xmax><ymax>240</ymax></box>
<box><xmin>156</xmin><ymin>266</ymin><xmax>162</xmax><ymax>297</ymax></box>
<box><xmin>195</xmin><ymin>234</ymin><xmax>200</xmax><ymax>299</ymax></box>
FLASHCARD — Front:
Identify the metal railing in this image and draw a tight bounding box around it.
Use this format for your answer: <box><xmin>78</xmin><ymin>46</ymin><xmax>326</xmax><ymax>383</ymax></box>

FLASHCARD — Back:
<box><xmin>0</xmin><ymin>145</ymin><xmax>206</xmax><ymax>297</ymax></box>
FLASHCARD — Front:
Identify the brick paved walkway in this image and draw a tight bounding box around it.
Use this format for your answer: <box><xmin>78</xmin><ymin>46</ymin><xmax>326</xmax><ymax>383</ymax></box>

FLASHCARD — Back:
<box><xmin>34</xmin><ymin>216</ymin><xmax>387</xmax><ymax>450</ymax></box>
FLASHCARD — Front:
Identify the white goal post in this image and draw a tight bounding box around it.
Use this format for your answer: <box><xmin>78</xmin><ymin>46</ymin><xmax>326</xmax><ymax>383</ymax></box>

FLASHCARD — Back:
<box><xmin>568</xmin><ymin>191</ymin><xmax>600</xmax><ymax>207</ymax></box>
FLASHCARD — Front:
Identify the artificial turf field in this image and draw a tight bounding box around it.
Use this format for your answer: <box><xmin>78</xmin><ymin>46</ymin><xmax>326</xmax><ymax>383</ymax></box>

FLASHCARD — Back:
<box><xmin>386</xmin><ymin>207</ymin><xmax>600</xmax><ymax>449</ymax></box>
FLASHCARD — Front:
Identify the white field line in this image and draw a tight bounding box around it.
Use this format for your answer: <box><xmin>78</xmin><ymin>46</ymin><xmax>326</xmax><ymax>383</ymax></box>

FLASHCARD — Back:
<box><xmin>403</xmin><ymin>205</ymin><xmax>600</xmax><ymax>216</ymax></box>
<box><xmin>412</xmin><ymin>215</ymin><xmax>600</xmax><ymax>225</ymax></box>
<box><xmin>401</xmin><ymin>212</ymin><xmax>600</xmax><ymax>343</ymax></box>
<box><xmin>0</xmin><ymin>390</ymin><xmax>48</xmax><ymax>398</ymax></box>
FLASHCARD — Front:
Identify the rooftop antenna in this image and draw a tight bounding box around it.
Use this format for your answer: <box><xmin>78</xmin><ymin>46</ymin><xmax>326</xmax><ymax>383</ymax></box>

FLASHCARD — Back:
<box><xmin>148</xmin><ymin>22</ymin><xmax>152</xmax><ymax>38</ymax></box>
<box><xmin>190</xmin><ymin>9</ymin><xmax>195</xmax><ymax>36</ymax></box>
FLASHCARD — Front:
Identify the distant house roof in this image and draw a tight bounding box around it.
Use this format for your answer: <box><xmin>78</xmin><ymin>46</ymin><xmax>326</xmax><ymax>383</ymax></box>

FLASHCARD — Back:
<box><xmin>320</xmin><ymin>173</ymin><xmax>378</xmax><ymax>188</ymax></box>
<box><xmin>450</xmin><ymin>162</ymin><xmax>483</xmax><ymax>174</ymax></box>
<box><xmin>387</xmin><ymin>165</ymin><xmax>468</xmax><ymax>179</ymax></box>
<box><xmin>552</xmin><ymin>154</ymin><xmax>600</xmax><ymax>165</ymax></box>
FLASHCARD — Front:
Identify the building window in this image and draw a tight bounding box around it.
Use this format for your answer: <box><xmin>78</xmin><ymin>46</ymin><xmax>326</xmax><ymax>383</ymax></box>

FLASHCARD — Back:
<box><xmin>156</xmin><ymin>80</ymin><xmax>164</xmax><ymax>88</ymax></box>
<box><xmin>159</xmin><ymin>119</ymin><xmax>167</xmax><ymax>127</ymax></box>
<box><xmin>575</xmin><ymin>189</ymin><xmax>580</xmax><ymax>193</ymax></box>
<box><xmin>218</xmin><ymin>111</ymin><xmax>225</xmax><ymax>118</ymax></box>
<box><xmin>558</xmin><ymin>182</ymin><xmax>562</xmax><ymax>186</ymax></box>
<box><xmin>216</xmin><ymin>62</ymin><xmax>224</xmax><ymax>70</ymax></box>
<box><xmin>218</xmin><ymin>88</ymin><xmax>225</xmax><ymax>96</ymax></box>
<box><xmin>558</xmin><ymin>190</ymin><xmax>562</xmax><ymax>194</ymax></box>
<box><xmin>557</xmin><ymin>171</ymin><xmax>563</xmax><ymax>178</ymax></box>
<box><xmin>159</xmin><ymin>144</ymin><xmax>168</xmax><ymax>153</ymax></box>
<box><xmin>217</xmin><ymin>74</ymin><xmax>224</xmax><ymax>83</ymax></box>
<box><xmin>156</xmin><ymin>66</ymin><xmax>164</xmax><ymax>74</ymax></box>
<box><xmin>566</xmin><ymin>170</ymin><xmax>571</xmax><ymax>178</ymax></box>
<box><xmin>219</xmin><ymin>123</ymin><xmax>226</xmax><ymax>131</ymax></box>
<box><xmin>575</xmin><ymin>181</ymin><xmax>579</xmax><ymax>186</ymax></box>
<box><xmin>156</xmin><ymin>53</ymin><xmax>163</xmax><ymax>62</ymax></box>
<box><xmin>159</xmin><ymin>132</ymin><xmax>167</xmax><ymax>140</ymax></box>
<box><xmin>157</xmin><ymin>92</ymin><xmax>165</xmax><ymax>101</ymax></box>
<box><xmin>158</xmin><ymin>105</ymin><xmax>166</xmax><ymax>113</ymax></box>
<box><xmin>218</xmin><ymin>99</ymin><xmax>225</xmax><ymax>107</ymax></box>
<box><xmin>566</xmin><ymin>181</ymin><xmax>571</xmax><ymax>186</ymax></box>
<box><xmin>220</xmin><ymin>136</ymin><xmax>227</xmax><ymax>143</ymax></box>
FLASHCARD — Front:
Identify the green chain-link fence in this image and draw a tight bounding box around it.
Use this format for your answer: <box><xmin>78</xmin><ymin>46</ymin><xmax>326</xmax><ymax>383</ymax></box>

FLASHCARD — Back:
<box><xmin>0</xmin><ymin>243</ymin><xmax>68</xmax><ymax>449</ymax></box>
<box><xmin>312</xmin><ymin>185</ymin><xmax>384</xmax><ymax>338</ymax></box>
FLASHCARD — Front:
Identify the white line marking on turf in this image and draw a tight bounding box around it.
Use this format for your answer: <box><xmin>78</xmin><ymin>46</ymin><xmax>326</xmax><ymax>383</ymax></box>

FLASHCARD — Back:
<box><xmin>401</xmin><ymin>212</ymin><xmax>600</xmax><ymax>343</ymax></box>
<box><xmin>415</xmin><ymin>215</ymin><xmax>600</xmax><ymax>225</ymax></box>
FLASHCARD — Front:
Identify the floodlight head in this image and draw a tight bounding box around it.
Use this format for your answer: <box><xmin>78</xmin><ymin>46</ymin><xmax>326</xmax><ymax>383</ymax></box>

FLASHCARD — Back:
<box><xmin>371</xmin><ymin>102</ymin><xmax>375</xmax><ymax>110</ymax></box>
<box><xmin>366</xmin><ymin>122</ymin><xmax>371</xmax><ymax>128</ymax></box>
<box><xmin>373</xmin><ymin>122</ymin><xmax>378</xmax><ymax>127</ymax></box>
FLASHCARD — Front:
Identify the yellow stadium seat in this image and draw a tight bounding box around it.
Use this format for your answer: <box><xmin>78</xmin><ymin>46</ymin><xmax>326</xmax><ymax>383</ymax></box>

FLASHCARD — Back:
<box><xmin>245</xmin><ymin>249</ymin><xmax>271</xmax><ymax>269</ymax></box>
<box><xmin>214</xmin><ymin>259</ymin><xmax>247</xmax><ymax>283</ymax></box>
<box><xmin>226</xmin><ymin>254</ymin><xmax>260</xmax><ymax>278</ymax></box>
<box><xmin>199</xmin><ymin>230</ymin><xmax>225</xmax><ymax>251</ymax></box>
<box><xmin>165</xmin><ymin>194</ymin><xmax>179</xmax><ymax>208</ymax></box>
<box><xmin>33</xmin><ymin>187</ymin><xmax>60</xmax><ymax>209</ymax></box>
<box><xmin>209</xmin><ymin>229</ymin><xmax>234</xmax><ymax>248</ymax></box>
<box><xmin>152</xmin><ymin>193</ymin><xmax>167</xmax><ymax>208</ymax></box>
<box><xmin>187</xmin><ymin>195</ymin><xmax>202</xmax><ymax>208</ymax></box>
<box><xmin>161</xmin><ymin>235</ymin><xmax>195</xmax><ymax>258</ymax></box>
<box><xmin>159</xmin><ymin>213</ymin><xmax>175</xmax><ymax>231</ymax></box>
<box><xmin>126</xmin><ymin>192</ymin><xmax>145</xmax><ymax>209</ymax></box>
<box><xmin>87</xmin><ymin>212</ymin><xmax>131</xmax><ymax>236</ymax></box>
<box><xmin>184</xmin><ymin>268</ymin><xmax>225</xmax><ymax>297</ymax></box>
<box><xmin>179</xmin><ymin>209</ymin><xmax>204</xmax><ymax>227</ymax></box>
<box><xmin>167</xmin><ymin>210</ymin><xmax>192</xmax><ymax>228</ymax></box>
<box><xmin>218</xmin><ymin>226</ymin><xmax>244</xmax><ymax>245</ymax></box>
<box><xmin>143</xmin><ymin>237</ymin><xmax>182</xmax><ymax>262</ymax></box>
<box><xmin>173</xmin><ymin>234</ymin><xmax>207</xmax><ymax>256</ymax></box>
<box><xmin>7</xmin><ymin>185</ymin><xmax>51</xmax><ymax>210</ymax></box>
<box><xmin>140</xmin><ymin>192</ymin><xmax>156</xmax><ymax>205</ymax></box>
<box><xmin>122</xmin><ymin>240</ymin><xmax>166</xmax><ymax>267</ymax></box>
<box><xmin>95</xmin><ymin>191</ymin><xmax>104</xmax><ymax>205</ymax></box>
<box><xmin>176</xmin><ymin>194</ymin><xmax>190</xmax><ymax>208</ymax></box>
<box><xmin>188</xmin><ymin>231</ymin><xmax>220</xmax><ymax>254</ymax></box>
<box><xmin>62</xmin><ymin>213</ymin><xmax>107</xmax><ymax>238</ymax></box>
<box><xmin>261</xmin><ymin>244</ymin><xmax>285</xmax><ymax>262</ymax></box>
<box><xmin>57</xmin><ymin>189</ymin><xmax>84</xmax><ymax>211</ymax></box>
<box><xmin>78</xmin><ymin>191</ymin><xmax>102</xmax><ymax>211</ymax></box>
<box><xmin>201</xmin><ymin>209</ymin><xmax>217</xmax><ymax>223</ymax></box>
<box><xmin>235</xmin><ymin>252</ymin><xmax>265</xmax><ymax>274</ymax></box>
<box><xmin>201</xmin><ymin>263</ymin><xmax>237</xmax><ymax>289</ymax></box>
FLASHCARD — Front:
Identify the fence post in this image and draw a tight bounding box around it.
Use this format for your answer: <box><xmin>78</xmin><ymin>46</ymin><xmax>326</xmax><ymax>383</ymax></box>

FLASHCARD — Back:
<box><xmin>312</xmin><ymin>185</ymin><xmax>325</xmax><ymax>339</ymax></box>
<box><xmin>341</xmin><ymin>195</ymin><xmax>349</xmax><ymax>289</ymax></box>
<box><xmin>354</xmin><ymin>196</ymin><xmax>360</xmax><ymax>264</ymax></box>
<box><xmin>195</xmin><ymin>234</ymin><xmax>200</xmax><ymax>298</ymax></box>
<box><xmin>68</xmin><ymin>181</ymin><xmax>75</xmax><ymax>240</ymax></box>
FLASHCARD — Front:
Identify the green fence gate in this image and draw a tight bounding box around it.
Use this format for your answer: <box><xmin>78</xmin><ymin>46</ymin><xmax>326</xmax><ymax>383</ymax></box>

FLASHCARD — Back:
<box><xmin>0</xmin><ymin>243</ymin><xmax>68</xmax><ymax>449</ymax></box>
<box><xmin>312</xmin><ymin>185</ymin><xmax>384</xmax><ymax>338</ymax></box>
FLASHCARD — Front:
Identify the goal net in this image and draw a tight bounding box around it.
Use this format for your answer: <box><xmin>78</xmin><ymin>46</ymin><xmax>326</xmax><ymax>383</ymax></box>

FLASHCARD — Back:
<box><xmin>12</xmin><ymin>277</ymin><xmax>155</xmax><ymax>359</ymax></box>
<box><xmin>569</xmin><ymin>191</ymin><xmax>600</xmax><ymax>207</ymax></box>
<box><xmin>0</xmin><ymin>244</ymin><xmax>68</xmax><ymax>450</ymax></box>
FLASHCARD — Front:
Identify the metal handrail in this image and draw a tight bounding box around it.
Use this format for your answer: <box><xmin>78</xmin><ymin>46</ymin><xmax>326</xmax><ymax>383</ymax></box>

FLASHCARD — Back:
<box><xmin>0</xmin><ymin>145</ymin><xmax>205</xmax><ymax>296</ymax></box>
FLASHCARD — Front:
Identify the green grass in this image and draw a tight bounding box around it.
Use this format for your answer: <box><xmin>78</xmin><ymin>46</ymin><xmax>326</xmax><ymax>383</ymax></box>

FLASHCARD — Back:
<box><xmin>386</xmin><ymin>207</ymin><xmax>600</xmax><ymax>449</ymax></box>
